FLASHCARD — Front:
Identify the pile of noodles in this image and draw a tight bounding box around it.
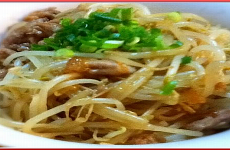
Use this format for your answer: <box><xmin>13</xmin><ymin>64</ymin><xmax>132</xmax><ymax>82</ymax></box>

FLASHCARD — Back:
<box><xmin>1</xmin><ymin>3</ymin><xmax>230</xmax><ymax>145</ymax></box>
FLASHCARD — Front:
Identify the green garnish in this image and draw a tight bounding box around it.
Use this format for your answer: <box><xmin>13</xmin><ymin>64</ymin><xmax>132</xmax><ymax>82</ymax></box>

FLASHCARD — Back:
<box><xmin>79</xmin><ymin>44</ymin><xmax>97</xmax><ymax>53</ymax></box>
<box><xmin>92</xmin><ymin>13</ymin><xmax>122</xmax><ymax>23</ymax></box>
<box><xmin>169</xmin><ymin>41</ymin><xmax>183</xmax><ymax>49</ymax></box>
<box><xmin>101</xmin><ymin>40</ymin><xmax>124</xmax><ymax>49</ymax></box>
<box><xmin>181</xmin><ymin>56</ymin><xmax>192</xmax><ymax>65</ymax></box>
<box><xmin>55</xmin><ymin>48</ymin><xmax>75</xmax><ymax>58</ymax></box>
<box><xmin>160</xmin><ymin>81</ymin><xmax>178</xmax><ymax>95</ymax></box>
<box><xmin>32</xmin><ymin>8</ymin><xmax>184</xmax><ymax>54</ymax></box>
<box><xmin>167</xmin><ymin>12</ymin><xmax>182</xmax><ymax>22</ymax></box>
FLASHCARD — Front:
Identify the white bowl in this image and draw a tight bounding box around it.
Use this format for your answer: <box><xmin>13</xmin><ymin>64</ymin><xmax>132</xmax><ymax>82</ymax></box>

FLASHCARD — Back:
<box><xmin>0</xmin><ymin>2</ymin><xmax>230</xmax><ymax>148</ymax></box>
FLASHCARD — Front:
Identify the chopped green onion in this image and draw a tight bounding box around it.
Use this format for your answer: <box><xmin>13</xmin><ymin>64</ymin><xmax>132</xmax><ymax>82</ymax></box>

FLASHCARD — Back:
<box><xmin>55</xmin><ymin>48</ymin><xmax>75</xmax><ymax>58</ymax></box>
<box><xmin>31</xmin><ymin>7</ymin><xmax>183</xmax><ymax>53</ymax></box>
<box><xmin>60</xmin><ymin>18</ymin><xmax>72</xmax><ymax>27</ymax></box>
<box><xmin>126</xmin><ymin>37</ymin><xmax>140</xmax><ymax>46</ymax></box>
<box><xmin>121</xmin><ymin>8</ymin><xmax>133</xmax><ymax>21</ymax></box>
<box><xmin>31</xmin><ymin>44</ymin><xmax>49</xmax><ymax>51</ymax></box>
<box><xmin>110</xmin><ymin>33</ymin><xmax>120</xmax><ymax>39</ymax></box>
<box><xmin>80</xmin><ymin>44</ymin><xmax>97</xmax><ymax>53</ymax></box>
<box><xmin>109</xmin><ymin>8</ymin><xmax>133</xmax><ymax>21</ymax></box>
<box><xmin>127</xmin><ymin>20</ymin><xmax>139</xmax><ymax>25</ymax></box>
<box><xmin>43</xmin><ymin>38</ymin><xmax>60</xmax><ymax>50</ymax></box>
<box><xmin>150</xmin><ymin>28</ymin><xmax>161</xmax><ymax>37</ymax></box>
<box><xmin>181</xmin><ymin>56</ymin><xmax>192</xmax><ymax>65</ymax></box>
<box><xmin>109</xmin><ymin>8</ymin><xmax>121</xmax><ymax>17</ymax></box>
<box><xmin>169</xmin><ymin>41</ymin><xmax>183</xmax><ymax>49</ymax></box>
<box><xmin>154</xmin><ymin>35</ymin><xmax>165</xmax><ymax>49</ymax></box>
<box><xmin>101</xmin><ymin>40</ymin><xmax>124</xmax><ymax>49</ymax></box>
<box><xmin>66</xmin><ymin>34</ymin><xmax>75</xmax><ymax>42</ymax></box>
<box><xmin>167</xmin><ymin>12</ymin><xmax>182</xmax><ymax>22</ymax></box>
<box><xmin>104</xmin><ymin>25</ymin><xmax>116</xmax><ymax>31</ymax></box>
<box><xmin>80</xmin><ymin>39</ymin><xmax>102</xmax><ymax>47</ymax></box>
<box><xmin>95</xmin><ymin>49</ymin><xmax>107</xmax><ymax>53</ymax></box>
<box><xmin>93</xmin><ymin>13</ymin><xmax>122</xmax><ymax>23</ymax></box>
<box><xmin>160</xmin><ymin>81</ymin><xmax>178</xmax><ymax>95</ymax></box>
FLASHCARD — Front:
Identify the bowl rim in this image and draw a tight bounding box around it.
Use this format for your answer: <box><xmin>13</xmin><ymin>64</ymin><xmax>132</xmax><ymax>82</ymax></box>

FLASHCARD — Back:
<box><xmin>1</xmin><ymin>2</ymin><xmax>230</xmax><ymax>148</ymax></box>
<box><xmin>0</xmin><ymin>124</ymin><xmax>230</xmax><ymax>148</ymax></box>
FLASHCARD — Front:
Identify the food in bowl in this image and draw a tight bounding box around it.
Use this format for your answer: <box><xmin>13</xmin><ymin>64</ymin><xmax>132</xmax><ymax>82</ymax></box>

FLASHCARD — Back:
<box><xmin>0</xmin><ymin>3</ymin><xmax>230</xmax><ymax>145</ymax></box>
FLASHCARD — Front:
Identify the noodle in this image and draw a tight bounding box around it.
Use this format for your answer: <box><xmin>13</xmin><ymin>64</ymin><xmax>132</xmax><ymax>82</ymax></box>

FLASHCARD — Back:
<box><xmin>0</xmin><ymin>3</ymin><xmax>230</xmax><ymax>145</ymax></box>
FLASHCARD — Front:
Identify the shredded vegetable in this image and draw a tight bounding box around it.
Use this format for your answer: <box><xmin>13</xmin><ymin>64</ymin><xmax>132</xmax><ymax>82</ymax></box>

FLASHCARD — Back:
<box><xmin>1</xmin><ymin>3</ymin><xmax>229</xmax><ymax>145</ymax></box>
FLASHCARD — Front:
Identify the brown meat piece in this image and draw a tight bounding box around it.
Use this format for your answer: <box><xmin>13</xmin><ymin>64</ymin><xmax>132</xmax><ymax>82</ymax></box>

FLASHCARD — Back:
<box><xmin>128</xmin><ymin>133</ymin><xmax>166</xmax><ymax>145</ymax></box>
<box><xmin>1</xmin><ymin>7</ymin><xmax>61</xmax><ymax>52</ymax></box>
<box><xmin>187</xmin><ymin>109</ymin><xmax>230</xmax><ymax>131</ymax></box>
<box><xmin>0</xmin><ymin>48</ymin><xmax>15</xmax><ymax>79</ymax></box>
<box><xmin>64</xmin><ymin>57</ymin><xmax>136</xmax><ymax>77</ymax></box>
<box><xmin>0</xmin><ymin>69</ymin><xmax>7</xmax><ymax>79</ymax></box>
<box><xmin>0</xmin><ymin>5</ymin><xmax>90</xmax><ymax>52</ymax></box>
<box><xmin>23</xmin><ymin>7</ymin><xmax>60</xmax><ymax>22</ymax></box>
<box><xmin>1</xmin><ymin>20</ymin><xmax>60</xmax><ymax>51</ymax></box>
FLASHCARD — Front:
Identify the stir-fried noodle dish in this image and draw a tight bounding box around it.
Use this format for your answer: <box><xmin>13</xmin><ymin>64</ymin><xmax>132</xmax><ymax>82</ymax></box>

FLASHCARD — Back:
<box><xmin>1</xmin><ymin>3</ymin><xmax>230</xmax><ymax>145</ymax></box>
